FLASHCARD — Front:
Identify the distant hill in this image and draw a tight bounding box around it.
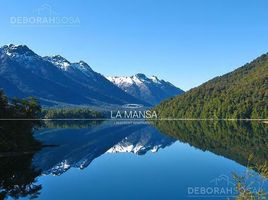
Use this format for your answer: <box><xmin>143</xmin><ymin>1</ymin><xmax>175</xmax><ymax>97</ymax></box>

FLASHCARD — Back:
<box><xmin>107</xmin><ymin>73</ymin><xmax>184</xmax><ymax>105</ymax></box>
<box><xmin>155</xmin><ymin>53</ymin><xmax>268</xmax><ymax>119</ymax></box>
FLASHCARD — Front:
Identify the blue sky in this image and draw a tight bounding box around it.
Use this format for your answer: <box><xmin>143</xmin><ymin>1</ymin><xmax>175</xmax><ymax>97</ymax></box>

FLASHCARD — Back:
<box><xmin>0</xmin><ymin>0</ymin><xmax>267</xmax><ymax>90</ymax></box>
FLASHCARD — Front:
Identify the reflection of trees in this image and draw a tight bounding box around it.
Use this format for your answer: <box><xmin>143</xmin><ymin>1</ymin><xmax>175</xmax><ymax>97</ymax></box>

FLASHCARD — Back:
<box><xmin>154</xmin><ymin>121</ymin><xmax>268</xmax><ymax>167</ymax></box>
<box><xmin>0</xmin><ymin>120</ymin><xmax>42</xmax><ymax>199</ymax></box>
<box><xmin>43</xmin><ymin>120</ymin><xmax>103</xmax><ymax>129</ymax></box>
<box><xmin>0</xmin><ymin>121</ymin><xmax>41</xmax><ymax>152</ymax></box>
<box><xmin>0</xmin><ymin>154</ymin><xmax>42</xmax><ymax>199</ymax></box>
<box><xmin>0</xmin><ymin>89</ymin><xmax>42</xmax><ymax>152</ymax></box>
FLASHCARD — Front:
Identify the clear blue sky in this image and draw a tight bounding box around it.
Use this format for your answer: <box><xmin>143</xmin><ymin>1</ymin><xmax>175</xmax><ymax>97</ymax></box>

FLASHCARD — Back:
<box><xmin>0</xmin><ymin>0</ymin><xmax>267</xmax><ymax>90</ymax></box>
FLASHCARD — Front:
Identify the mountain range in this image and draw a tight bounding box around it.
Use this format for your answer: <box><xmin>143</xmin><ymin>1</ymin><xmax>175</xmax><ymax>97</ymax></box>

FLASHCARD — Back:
<box><xmin>155</xmin><ymin>53</ymin><xmax>268</xmax><ymax>119</ymax></box>
<box><xmin>0</xmin><ymin>44</ymin><xmax>183</xmax><ymax>107</ymax></box>
<box><xmin>107</xmin><ymin>74</ymin><xmax>184</xmax><ymax>105</ymax></box>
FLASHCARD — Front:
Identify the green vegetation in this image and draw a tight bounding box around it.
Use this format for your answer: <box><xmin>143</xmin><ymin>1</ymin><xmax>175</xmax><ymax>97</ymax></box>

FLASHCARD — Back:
<box><xmin>0</xmin><ymin>89</ymin><xmax>42</xmax><ymax>152</ymax></box>
<box><xmin>153</xmin><ymin>121</ymin><xmax>268</xmax><ymax>167</ymax></box>
<box><xmin>155</xmin><ymin>53</ymin><xmax>268</xmax><ymax>119</ymax></box>
<box><xmin>42</xmin><ymin>107</ymin><xmax>102</xmax><ymax>119</ymax></box>
<box><xmin>0</xmin><ymin>90</ymin><xmax>41</xmax><ymax>120</ymax></box>
<box><xmin>0</xmin><ymin>90</ymin><xmax>42</xmax><ymax>199</ymax></box>
<box><xmin>233</xmin><ymin>154</ymin><xmax>267</xmax><ymax>200</ymax></box>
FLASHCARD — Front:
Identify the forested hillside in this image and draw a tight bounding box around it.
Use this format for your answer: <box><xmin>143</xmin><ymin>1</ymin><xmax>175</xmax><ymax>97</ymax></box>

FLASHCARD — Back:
<box><xmin>0</xmin><ymin>89</ymin><xmax>41</xmax><ymax>152</ymax></box>
<box><xmin>155</xmin><ymin>53</ymin><xmax>268</xmax><ymax>119</ymax></box>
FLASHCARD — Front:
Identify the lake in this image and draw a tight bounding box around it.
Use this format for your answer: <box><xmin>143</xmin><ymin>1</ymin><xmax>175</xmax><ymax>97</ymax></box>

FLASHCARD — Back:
<box><xmin>1</xmin><ymin>120</ymin><xmax>267</xmax><ymax>200</ymax></box>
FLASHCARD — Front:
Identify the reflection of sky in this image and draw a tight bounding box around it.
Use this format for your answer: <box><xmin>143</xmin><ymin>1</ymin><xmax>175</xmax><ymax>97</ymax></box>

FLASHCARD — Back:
<box><xmin>26</xmin><ymin>120</ymin><xmax>268</xmax><ymax>200</ymax></box>
<box><xmin>32</xmin><ymin>123</ymin><xmax>175</xmax><ymax>174</ymax></box>
<box><xmin>36</xmin><ymin>141</ymin><xmax>247</xmax><ymax>200</ymax></box>
<box><xmin>1</xmin><ymin>0</ymin><xmax>268</xmax><ymax>90</ymax></box>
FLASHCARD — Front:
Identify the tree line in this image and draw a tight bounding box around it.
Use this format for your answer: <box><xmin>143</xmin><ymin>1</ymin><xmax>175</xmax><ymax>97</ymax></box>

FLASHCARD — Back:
<box><xmin>42</xmin><ymin>107</ymin><xmax>102</xmax><ymax>119</ymax></box>
<box><xmin>155</xmin><ymin>53</ymin><xmax>268</xmax><ymax>119</ymax></box>
<box><xmin>0</xmin><ymin>89</ymin><xmax>42</xmax><ymax>152</ymax></box>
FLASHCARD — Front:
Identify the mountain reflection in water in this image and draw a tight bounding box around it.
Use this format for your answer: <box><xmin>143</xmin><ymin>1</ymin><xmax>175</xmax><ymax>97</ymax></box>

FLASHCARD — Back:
<box><xmin>0</xmin><ymin>120</ymin><xmax>267</xmax><ymax>199</ymax></box>
<box><xmin>33</xmin><ymin>121</ymin><xmax>175</xmax><ymax>175</ymax></box>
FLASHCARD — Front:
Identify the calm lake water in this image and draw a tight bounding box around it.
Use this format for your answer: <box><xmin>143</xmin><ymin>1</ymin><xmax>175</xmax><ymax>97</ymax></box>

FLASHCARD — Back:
<box><xmin>1</xmin><ymin>120</ymin><xmax>268</xmax><ymax>200</ymax></box>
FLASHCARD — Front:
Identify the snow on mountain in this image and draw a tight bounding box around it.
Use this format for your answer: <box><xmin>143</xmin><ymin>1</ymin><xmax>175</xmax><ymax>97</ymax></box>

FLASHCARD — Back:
<box><xmin>107</xmin><ymin>125</ymin><xmax>174</xmax><ymax>155</ymax></box>
<box><xmin>0</xmin><ymin>44</ymin><xmax>41</xmax><ymax>67</ymax></box>
<box><xmin>0</xmin><ymin>44</ymin><xmax>182</xmax><ymax>107</ymax></box>
<box><xmin>107</xmin><ymin>141</ymin><xmax>162</xmax><ymax>154</ymax></box>
<box><xmin>33</xmin><ymin>123</ymin><xmax>175</xmax><ymax>176</ymax></box>
<box><xmin>43</xmin><ymin>55</ymin><xmax>71</xmax><ymax>71</ymax></box>
<box><xmin>1</xmin><ymin>44</ymin><xmax>36</xmax><ymax>57</ymax></box>
<box><xmin>43</xmin><ymin>55</ymin><xmax>93</xmax><ymax>75</ymax></box>
<box><xmin>106</xmin><ymin>73</ymin><xmax>184</xmax><ymax>105</ymax></box>
<box><xmin>0</xmin><ymin>44</ymin><xmax>147</xmax><ymax>106</ymax></box>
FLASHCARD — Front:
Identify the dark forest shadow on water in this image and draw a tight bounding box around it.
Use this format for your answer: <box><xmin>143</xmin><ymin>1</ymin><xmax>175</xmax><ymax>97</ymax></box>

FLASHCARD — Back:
<box><xmin>0</xmin><ymin>121</ymin><xmax>42</xmax><ymax>199</ymax></box>
<box><xmin>153</xmin><ymin>120</ymin><xmax>268</xmax><ymax>168</ymax></box>
<box><xmin>0</xmin><ymin>121</ymin><xmax>41</xmax><ymax>153</ymax></box>
<box><xmin>0</xmin><ymin>154</ymin><xmax>42</xmax><ymax>199</ymax></box>
<box><xmin>153</xmin><ymin>120</ymin><xmax>268</xmax><ymax>199</ymax></box>
<box><xmin>0</xmin><ymin>120</ymin><xmax>104</xmax><ymax>199</ymax></box>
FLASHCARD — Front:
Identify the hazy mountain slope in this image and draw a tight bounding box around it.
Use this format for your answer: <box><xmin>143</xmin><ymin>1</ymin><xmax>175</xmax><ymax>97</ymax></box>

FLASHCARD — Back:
<box><xmin>155</xmin><ymin>53</ymin><xmax>268</xmax><ymax>119</ymax></box>
<box><xmin>107</xmin><ymin>73</ymin><xmax>184</xmax><ymax>105</ymax></box>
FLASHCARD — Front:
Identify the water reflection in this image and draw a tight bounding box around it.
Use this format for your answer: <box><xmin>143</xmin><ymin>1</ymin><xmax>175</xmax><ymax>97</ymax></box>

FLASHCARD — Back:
<box><xmin>153</xmin><ymin>120</ymin><xmax>268</xmax><ymax>167</ymax></box>
<box><xmin>0</xmin><ymin>154</ymin><xmax>41</xmax><ymax>199</ymax></box>
<box><xmin>33</xmin><ymin>121</ymin><xmax>175</xmax><ymax>175</ymax></box>
<box><xmin>0</xmin><ymin>120</ymin><xmax>267</xmax><ymax>199</ymax></box>
<box><xmin>0</xmin><ymin>121</ymin><xmax>42</xmax><ymax>199</ymax></box>
<box><xmin>0</xmin><ymin>121</ymin><xmax>41</xmax><ymax>153</ymax></box>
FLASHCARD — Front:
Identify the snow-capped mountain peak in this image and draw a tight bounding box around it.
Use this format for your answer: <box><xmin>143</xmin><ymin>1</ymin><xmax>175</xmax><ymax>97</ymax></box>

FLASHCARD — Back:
<box><xmin>150</xmin><ymin>75</ymin><xmax>161</xmax><ymax>84</ymax></box>
<box><xmin>2</xmin><ymin>44</ymin><xmax>37</xmax><ymax>58</ymax></box>
<box><xmin>43</xmin><ymin>55</ymin><xmax>71</xmax><ymax>71</ymax></box>
<box><xmin>106</xmin><ymin>74</ymin><xmax>184</xmax><ymax>105</ymax></box>
<box><xmin>134</xmin><ymin>73</ymin><xmax>147</xmax><ymax>80</ymax></box>
<box><xmin>74</xmin><ymin>60</ymin><xmax>93</xmax><ymax>72</ymax></box>
<box><xmin>106</xmin><ymin>76</ymin><xmax>134</xmax><ymax>86</ymax></box>
<box><xmin>106</xmin><ymin>73</ymin><xmax>154</xmax><ymax>87</ymax></box>
<box><xmin>2</xmin><ymin>44</ymin><xmax>33</xmax><ymax>54</ymax></box>
<box><xmin>1</xmin><ymin>44</ymin><xmax>41</xmax><ymax>66</ymax></box>
<box><xmin>43</xmin><ymin>55</ymin><xmax>93</xmax><ymax>73</ymax></box>
<box><xmin>0</xmin><ymin>44</ymin><xmax>146</xmax><ymax>106</ymax></box>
